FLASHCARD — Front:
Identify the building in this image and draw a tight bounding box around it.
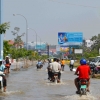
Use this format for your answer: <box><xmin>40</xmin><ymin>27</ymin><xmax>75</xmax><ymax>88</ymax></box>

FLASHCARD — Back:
<box><xmin>85</xmin><ymin>39</ymin><xmax>93</xmax><ymax>47</ymax></box>
<box><xmin>8</xmin><ymin>40</ymin><xmax>24</xmax><ymax>48</ymax></box>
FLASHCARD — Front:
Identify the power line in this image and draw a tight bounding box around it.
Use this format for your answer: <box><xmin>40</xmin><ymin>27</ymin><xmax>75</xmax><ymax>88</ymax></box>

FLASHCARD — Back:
<box><xmin>49</xmin><ymin>0</ymin><xmax>99</xmax><ymax>8</ymax></box>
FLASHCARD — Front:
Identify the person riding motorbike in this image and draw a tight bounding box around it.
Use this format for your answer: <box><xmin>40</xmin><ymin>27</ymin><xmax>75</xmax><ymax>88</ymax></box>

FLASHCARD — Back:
<box><xmin>56</xmin><ymin>58</ymin><xmax>61</xmax><ymax>81</ymax></box>
<box><xmin>50</xmin><ymin>58</ymin><xmax>61</xmax><ymax>82</ymax></box>
<box><xmin>47</xmin><ymin>59</ymin><xmax>52</xmax><ymax>80</ymax></box>
<box><xmin>69</xmin><ymin>58</ymin><xmax>75</xmax><ymax>71</ymax></box>
<box><xmin>4</xmin><ymin>56</ymin><xmax>11</xmax><ymax>73</ymax></box>
<box><xmin>74</xmin><ymin>59</ymin><xmax>91</xmax><ymax>94</ymax></box>
<box><xmin>0</xmin><ymin>59</ymin><xmax>7</xmax><ymax>92</ymax></box>
<box><xmin>60</xmin><ymin>59</ymin><xmax>65</xmax><ymax>71</ymax></box>
<box><xmin>36</xmin><ymin>60</ymin><xmax>43</xmax><ymax>69</ymax></box>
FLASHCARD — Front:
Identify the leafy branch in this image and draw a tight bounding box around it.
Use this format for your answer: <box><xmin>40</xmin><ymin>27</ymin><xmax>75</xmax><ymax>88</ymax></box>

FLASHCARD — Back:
<box><xmin>0</xmin><ymin>22</ymin><xmax>10</xmax><ymax>34</ymax></box>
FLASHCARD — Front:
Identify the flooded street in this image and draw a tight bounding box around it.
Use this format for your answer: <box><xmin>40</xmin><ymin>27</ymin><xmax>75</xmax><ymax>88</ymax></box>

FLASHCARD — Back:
<box><xmin>1</xmin><ymin>63</ymin><xmax>100</xmax><ymax>100</ymax></box>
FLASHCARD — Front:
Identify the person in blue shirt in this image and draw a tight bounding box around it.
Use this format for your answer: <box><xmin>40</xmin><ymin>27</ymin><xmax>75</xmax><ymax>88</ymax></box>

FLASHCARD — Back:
<box><xmin>36</xmin><ymin>60</ymin><xmax>43</xmax><ymax>69</ymax></box>
<box><xmin>0</xmin><ymin>59</ymin><xmax>7</xmax><ymax>92</ymax></box>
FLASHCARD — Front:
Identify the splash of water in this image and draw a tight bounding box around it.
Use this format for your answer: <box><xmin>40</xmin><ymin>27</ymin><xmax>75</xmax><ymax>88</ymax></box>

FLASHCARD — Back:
<box><xmin>64</xmin><ymin>93</ymin><xmax>97</xmax><ymax>100</ymax></box>
<box><xmin>46</xmin><ymin>79</ymin><xmax>69</xmax><ymax>86</ymax></box>
<box><xmin>1</xmin><ymin>90</ymin><xmax>24</xmax><ymax>96</ymax></box>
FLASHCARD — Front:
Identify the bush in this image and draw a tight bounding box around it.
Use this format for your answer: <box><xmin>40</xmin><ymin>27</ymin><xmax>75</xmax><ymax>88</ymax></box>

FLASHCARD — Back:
<box><xmin>74</xmin><ymin>60</ymin><xmax>80</xmax><ymax>67</ymax></box>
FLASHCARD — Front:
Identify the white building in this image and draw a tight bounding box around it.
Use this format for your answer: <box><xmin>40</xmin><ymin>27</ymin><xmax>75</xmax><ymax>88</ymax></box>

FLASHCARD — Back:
<box><xmin>85</xmin><ymin>39</ymin><xmax>93</xmax><ymax>47</ymax></box>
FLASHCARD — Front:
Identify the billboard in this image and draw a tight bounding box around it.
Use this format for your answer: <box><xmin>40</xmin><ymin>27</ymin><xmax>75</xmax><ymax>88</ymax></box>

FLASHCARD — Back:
<box><xmin>58</xmin><ymin>32</ymin><xmax>83</xmax><ymax>46</ymax></box>
<box><xmin>35</xmin><ymin>44</ymin><xmax>46</xmax><ymax>50</ymax></box>
<box><xmin>60</xmin><ymin>46</ymin><xmax>69</xmax><ymax>52</ymax></box>
<box><xmin>74</xmin><ymin>49</ymin><xmax>83</xmax><ymax>54</ymax></box>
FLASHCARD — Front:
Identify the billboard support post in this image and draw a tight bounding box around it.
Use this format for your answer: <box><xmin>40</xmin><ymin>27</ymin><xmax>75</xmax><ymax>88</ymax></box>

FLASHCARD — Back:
<box><xmin>47</xmin><ymin>44</ymin><xmax>49</xmax><ymax>58</ymax></box>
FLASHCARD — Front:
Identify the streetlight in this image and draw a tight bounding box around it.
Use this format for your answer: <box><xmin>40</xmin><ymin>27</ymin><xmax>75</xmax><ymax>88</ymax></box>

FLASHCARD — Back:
<box><xmin>27</xmin><ymin>28</ymin><xmax>37</xmax><ymax>50</ymax></box>
<box><xmin>13</xmin><ymin>14</ymin><xmax>28</xmax><ymax>50</ymax></box>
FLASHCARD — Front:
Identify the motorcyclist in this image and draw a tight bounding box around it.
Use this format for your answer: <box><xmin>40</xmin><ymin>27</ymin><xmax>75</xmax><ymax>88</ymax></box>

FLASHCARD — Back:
<box><xmin>4</xmin><ymin>56</ymin><xmax>11</xmax><ymax>73</ymax></box>
<box><xmin>60</xmin><ymin>59</ymin><xmax>65</xmax><ymax>71</ymax></box>
<box><xmin>50</xmin><ymin>58</ymin><xmax>61</xmax><ymax>82</ymax></box>
<box><xmin>56</xmin><ymin>58</ymin><xmax>61</xmax><ymax>81</ymax></box>
<box><xmin>0</xmin><ymin>59</ymin><xmax>7</xmax><ymax>92</ymax></box>
<box><xmin>74</xmin><ymin>59</ymin><xmax>91</xmax><ymax>94</ymax></box>
<box><xmin>69</xmin><ymin>58</ymin><xmax>75</xmax><ymax>71</ymax></box>
<box><xmin>47</xmin><ymin>59</ymin><xmax>52</xmax><ymax>80</ymax></box>
<box><xmin>36</xmin><ymin>60</ymin><xmax>43</xmax><ymax>68</ymax></box>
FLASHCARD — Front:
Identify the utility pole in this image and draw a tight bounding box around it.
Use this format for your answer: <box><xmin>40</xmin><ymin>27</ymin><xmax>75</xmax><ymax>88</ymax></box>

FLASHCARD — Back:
<box><xmin>47</xmin><ymin>44</ymin><xmax>49</xmax><ymax>58</ymax></box>
<box><xmin>0</xmin><ymin>0</ymin><xmax>3</xmax><ymax>59</ymax></box>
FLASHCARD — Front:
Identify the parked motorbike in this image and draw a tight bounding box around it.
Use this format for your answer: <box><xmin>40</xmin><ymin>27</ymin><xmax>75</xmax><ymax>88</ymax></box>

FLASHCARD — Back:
<box><xmin>89</xmin><ymin>63</ymin><xmax>96</xmax><ymax>73</ymax></box>
<box><xmin>78</xmin><ymin>79</ymin><xmax>88</xmax><ymax>95</ymax></box>
<box><xmin>94</xmin><ymin>66</ymin><xmax>100</xmax><ymax>74</ymax></box>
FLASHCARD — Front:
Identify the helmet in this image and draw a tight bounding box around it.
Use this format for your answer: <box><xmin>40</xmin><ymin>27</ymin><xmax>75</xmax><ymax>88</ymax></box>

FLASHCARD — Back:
<box><xmin>80</xmin><ymin>59</ymin><xmax>86</xmax><ymax>65</ymax></box>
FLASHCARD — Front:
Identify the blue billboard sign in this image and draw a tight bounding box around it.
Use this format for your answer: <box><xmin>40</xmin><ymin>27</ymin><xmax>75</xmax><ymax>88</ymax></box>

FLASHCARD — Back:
<box><xmin>35</xmin><ymin>44</ymin><xmax>46</xmax><ymax>50</ymax></box>
<box><xmin>58</xmin><ymin>32</ymin><xmax>83</xmax><ymax>46</ymax></box>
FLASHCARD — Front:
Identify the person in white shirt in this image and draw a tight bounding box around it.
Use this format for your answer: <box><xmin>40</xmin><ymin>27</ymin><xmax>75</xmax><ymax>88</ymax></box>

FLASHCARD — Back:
<box><xmin>69</xmin><ymin>58</ymin><xmax>75</xmax><ymax>71</ymax></box>
<box><xmin>50</xmin><ymin>58</ymin><xmax>61</xmax><ymax>82</ymax></box>
<box><xmin>56</xmin><ymin>59</ymin><xmax>61</xmax><ymax>80</ymax></box>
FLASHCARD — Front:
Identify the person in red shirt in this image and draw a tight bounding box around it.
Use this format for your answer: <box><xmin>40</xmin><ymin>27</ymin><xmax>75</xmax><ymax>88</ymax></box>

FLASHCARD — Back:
<box><xmin>74</xmin><ymin>59</ymin><xmax>91</xmax><ymax>94</ymax></box>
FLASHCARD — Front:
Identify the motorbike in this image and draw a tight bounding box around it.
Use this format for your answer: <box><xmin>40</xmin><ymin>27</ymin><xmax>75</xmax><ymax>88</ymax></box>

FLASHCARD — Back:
<box><xmin>94</xmin><ymin>66</ymin><xmax>100</xmax><ymax>74</ymax></box>
<box><xmin>5</xmin><ymin>63</ymin><xmax>11</xmax><ymax>74</ymax></box>
<box><xmin>78</xmin><ymin>79</ymin><xmax>88</xmax><ymax>95</ymax></box>
<box><xmin>69</xmin><ymin>64</ymin><xmax>74</xmax><ymax>71</ymax></box>
<box><xmin>50</xmin><ymin>72</ymin><xmax>60</xmax><ymax>83</ymax></box>
<box><xmin>0</xmin><ymin>71</ymin><xmax>5</xmax><ymax>92</ymax></box>
<box><xmin>36</xmin><ymin>64</ymin><xmax>43</xmax><ymax>69</ymax></box>
<box><xmin>89</xmin><ymin>63</ymin><xmax>96</xmax><ymax>73</ymax></box>
<box><xmin>61</xmin><ymin>64</ymin><xmax>64</xmax><ymax>71</ymax></box>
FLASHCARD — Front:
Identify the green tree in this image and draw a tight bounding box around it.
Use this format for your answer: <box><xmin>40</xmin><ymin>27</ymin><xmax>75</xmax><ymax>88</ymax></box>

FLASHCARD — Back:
<box><xmin>91</xmin><ymin>35</ymin><xmax>97</xmax><ymax>41</ymax></box>
<box><xmin>0</xmin><ymin>22</ymin><xmax>10</xmax><ymax>34</ymax></box>
<box><xmin>3</xmin><ymin>40</ymin><xmax>12</xmax><ymax>58</ymax></box>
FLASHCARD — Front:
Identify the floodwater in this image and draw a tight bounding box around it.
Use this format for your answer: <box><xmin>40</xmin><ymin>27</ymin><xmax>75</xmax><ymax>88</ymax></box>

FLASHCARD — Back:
<box><xmin>0</xmin><ymin>62</ymin><xmax>100</xmax><ymax>100</ymax></box>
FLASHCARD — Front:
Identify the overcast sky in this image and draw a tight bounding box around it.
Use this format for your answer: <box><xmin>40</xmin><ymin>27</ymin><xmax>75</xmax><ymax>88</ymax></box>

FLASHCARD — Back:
<box><xmin>3</xmin><ymin>0</ymin><xmax>100</xmax><ymax>45</ymax></box>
